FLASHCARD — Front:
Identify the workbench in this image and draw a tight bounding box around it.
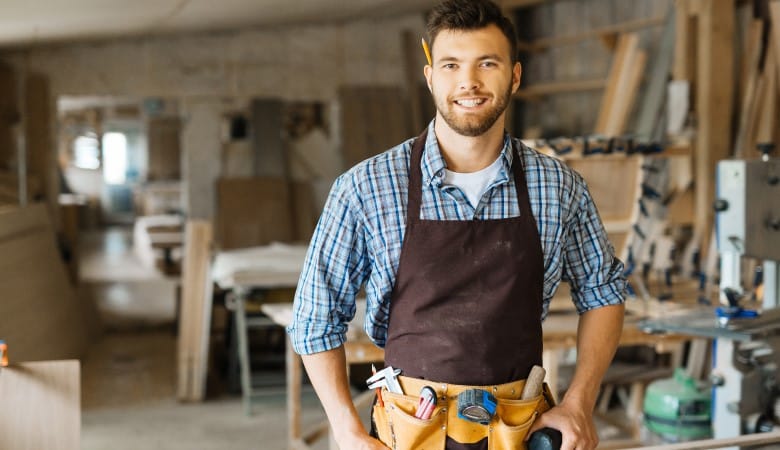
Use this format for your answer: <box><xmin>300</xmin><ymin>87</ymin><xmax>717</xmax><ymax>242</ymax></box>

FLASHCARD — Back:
<box><xmin>211</xmin><ymin>243</ymin><xmax>309</xmax><ymax>416</ymax></box>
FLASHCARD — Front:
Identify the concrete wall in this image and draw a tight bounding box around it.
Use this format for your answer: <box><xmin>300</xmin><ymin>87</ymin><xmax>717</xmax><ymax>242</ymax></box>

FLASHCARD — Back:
<box><xmin>0</xmin><ymin>14</ymin><xmax>426</xmax><ymax>100</ymax></box>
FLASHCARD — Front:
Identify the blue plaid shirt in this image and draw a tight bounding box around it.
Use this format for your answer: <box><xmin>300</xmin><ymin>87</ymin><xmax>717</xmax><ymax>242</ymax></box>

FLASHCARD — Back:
<box><xmin>288</xmin><ymin>122</ymin><xmax>626</xmax><ymax>355</ymax></box>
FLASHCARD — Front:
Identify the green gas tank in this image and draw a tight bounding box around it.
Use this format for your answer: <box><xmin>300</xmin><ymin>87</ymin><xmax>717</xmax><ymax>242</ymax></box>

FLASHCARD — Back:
<box><xmin>643</xmin><ymin>367</ymin><xmax>712</xmax><ymax>441</ymax></box>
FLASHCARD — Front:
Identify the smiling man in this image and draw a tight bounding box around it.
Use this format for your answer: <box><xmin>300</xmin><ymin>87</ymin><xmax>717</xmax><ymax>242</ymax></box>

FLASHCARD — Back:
<box><xmin>287</xmin><ymin>1</ymin><xmax>626</xmax><ymax>449</ymax></box>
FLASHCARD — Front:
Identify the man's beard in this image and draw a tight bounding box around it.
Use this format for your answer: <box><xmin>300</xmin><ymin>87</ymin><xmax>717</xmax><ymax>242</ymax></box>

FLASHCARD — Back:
<box><xmin>434</xmin><ymin>81</ymin><xmax>513</xmax><ymax>137</ymax></box>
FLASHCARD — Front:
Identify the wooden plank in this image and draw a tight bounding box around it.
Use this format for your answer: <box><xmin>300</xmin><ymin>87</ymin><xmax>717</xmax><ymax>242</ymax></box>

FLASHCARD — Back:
<box><xmin>623</xmin><ymin>430</ymin><xmax>780</xmax><ymax>450</ymax></box>
<box><xmin>177</xmin><ymin>220</ymin><xmax>213</xmax><ymax>402</ymax></box>
<box><xmin>0</xmin><ymin>360</ymin><xmax>80</xmax><ymax>450</ymax></box>
<box><xmin>595</xmin><ymin>33</ymin><xmax>640</xmax><ymax>135</ymax></box>
<box><xmin>674</xmin><ymin>0</ymin><xmax>699</xmax><ymax>81</ymax></box>
<box><xmin>694</xmin><ymin>0</ymin><xmax>735</xmax><ymax>258</ymax></box>
<box><xmin>0</xmin><ymin>204</ymin><xmax>89</xmax><ymax>362</ymax></box>
<box><xmin>771</xmin><ymin>1</ymin><xmax>780</xmax><ymax>81</ymax></box>
<box><xmin>635</xmin><ymin>7</ymin><xmax>676</xmax><ymax>140</ymax></box>
<box><xmin>215</xmin><ymin>177</ymin><xmax>294</xmax><ymax>250</ymax></box>
<box><xmin>518</xmin><ymin>16</ymin><xmax>665</xmax><ymax>52</ymax></box>
<box><xmin>603</xmin><ymin>47</ymin><xmax>648</xmax><ymax>136</ymax></box>
<box><xmin>514</xmin><ymin>78</ymin><xmax>605</xmax><ymax>99</ymax></box>
<box><xmin>756</xmin><ymin>39</ymin><xmax>778</xmax><ymax>148</ymax></box>
<box><xmin>733</xmin><ymin>19</ymin><xmax>764</xmax><ymax>158</ymax></box>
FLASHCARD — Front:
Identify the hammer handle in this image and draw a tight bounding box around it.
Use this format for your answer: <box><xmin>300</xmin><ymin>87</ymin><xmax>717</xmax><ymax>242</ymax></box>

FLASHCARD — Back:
<box><xmin>521</xmin><ymin>365</ymin><xmax>546</xmax><ymax>400</ymax></box>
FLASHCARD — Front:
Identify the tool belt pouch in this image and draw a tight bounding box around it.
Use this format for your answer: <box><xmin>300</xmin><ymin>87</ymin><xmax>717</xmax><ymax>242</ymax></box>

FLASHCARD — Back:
<box><xmin>371</xmin><ymin>379</ymin><xmax>555</xmax><ymax>450</ymax></box>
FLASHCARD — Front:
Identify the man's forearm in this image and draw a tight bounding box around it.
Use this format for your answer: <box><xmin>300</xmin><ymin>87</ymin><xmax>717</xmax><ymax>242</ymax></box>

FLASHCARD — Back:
<box><xmin>300</xmin><ymin>347</ymin><xmax>367</xmax><ymax>443</ymax></box>
<box><xmin>563</xmin><ymin>303</ymin><xmax>625</xmax><ymax>411</ymax></box>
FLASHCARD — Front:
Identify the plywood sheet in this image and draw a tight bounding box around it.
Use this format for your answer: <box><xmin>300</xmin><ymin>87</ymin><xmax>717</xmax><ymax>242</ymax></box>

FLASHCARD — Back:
<box><xmin>0</xmin><ymin>204</ymin><xmax>89</xmax><ymax>362</ymax></box>
<box><xmin>0</xmin><ymin>360</ymin><xmax>80</xmax><ymax>450</ymax></box>
<box><xmin>216</xmin><ymin>177</ymin><xmax>294</xmax><ymax>250</ymax></box>
<box><xmin>567</xmin><ymin>155</ymin><xmax>643</xmax><ymax>222</ymax></box>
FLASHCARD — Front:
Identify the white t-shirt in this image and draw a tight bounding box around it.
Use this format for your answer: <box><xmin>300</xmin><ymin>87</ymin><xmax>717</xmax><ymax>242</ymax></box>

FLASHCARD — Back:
<box><xmin>442</xmin><ymin>155</ymin><xmax>503</xmax><ymax>209</ymax></box>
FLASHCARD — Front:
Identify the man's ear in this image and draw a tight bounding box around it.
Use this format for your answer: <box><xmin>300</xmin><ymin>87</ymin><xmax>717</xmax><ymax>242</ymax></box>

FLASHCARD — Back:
<box><xmin>424</xmin><ymin>65</ymin><xmax>433</xmax><ymax>93</ymax></box>
<box><xmin>511</xmin><ymin>62</ymin><xmax>522</xmax><ymax>94</ymax></box>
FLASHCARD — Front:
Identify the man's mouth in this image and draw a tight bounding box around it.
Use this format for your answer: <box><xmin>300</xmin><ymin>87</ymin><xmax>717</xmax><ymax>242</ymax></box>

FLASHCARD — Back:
<box><xmin>453</xmin><ymin>98</ymin><xmax>487</xmax><ymax>108</ymax></box>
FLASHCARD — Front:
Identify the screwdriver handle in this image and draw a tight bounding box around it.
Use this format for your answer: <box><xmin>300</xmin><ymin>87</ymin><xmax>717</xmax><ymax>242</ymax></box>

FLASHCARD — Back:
<box><xmin>528</xmin><ymin>427</ymin><xmax>562</xmax><ymax>450</ymax></box>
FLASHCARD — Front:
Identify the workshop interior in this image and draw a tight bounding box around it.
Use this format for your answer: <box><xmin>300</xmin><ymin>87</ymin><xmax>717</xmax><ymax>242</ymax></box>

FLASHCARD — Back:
<box><xmin>1</xmin><ymin>0</ymin><xmax>780</xmax><ymax>449</ymax></box>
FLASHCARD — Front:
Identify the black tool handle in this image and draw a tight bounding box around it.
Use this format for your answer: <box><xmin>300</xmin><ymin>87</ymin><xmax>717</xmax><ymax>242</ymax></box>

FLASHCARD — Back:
<box><xmin>528</xmin><ymin>427</ymin><xmax>562</xmax><ymax>450</ymax></box>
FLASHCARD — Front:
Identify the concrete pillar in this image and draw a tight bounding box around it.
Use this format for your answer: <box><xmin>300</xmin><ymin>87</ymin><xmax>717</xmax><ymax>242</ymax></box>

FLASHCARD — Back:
<box><xmin>181</xmin><ymin>98</ymin><xmax>222</xmax><ymax>220</ymax></box>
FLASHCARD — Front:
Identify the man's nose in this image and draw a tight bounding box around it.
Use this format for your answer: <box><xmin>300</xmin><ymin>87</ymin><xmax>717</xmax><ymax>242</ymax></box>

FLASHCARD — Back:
<box><xmin>458</xmin><ymin>67</ymin><xmax>481</xmax><ymax>91</ymax></box>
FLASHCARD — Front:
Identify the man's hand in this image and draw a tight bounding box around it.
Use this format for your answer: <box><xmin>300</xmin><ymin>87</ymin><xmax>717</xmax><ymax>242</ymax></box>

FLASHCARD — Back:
<box><xmin>335</xmin><ymin>429</ymin><xmax>389</xmax><ymax>450</ymax></box>
<box><xmin>526</xmin><ymin>400</ymin><xmax>598</xmax><ymax>450</ymax></box>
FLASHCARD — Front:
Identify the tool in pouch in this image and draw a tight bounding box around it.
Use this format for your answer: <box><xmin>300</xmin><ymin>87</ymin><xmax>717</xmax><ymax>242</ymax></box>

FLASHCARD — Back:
<box><xmin>414</xmin><ymin>386</ymin><xmax>438</xmax><ymax>420</ymax></box>
<box><xmin>523</xmin><ymin>365</ymin><xmax>562</xmax><ymax>450</ymax></box>
<box><xmin>366</xmin><ymin>366</ymin><xmax>403</xmax><ymax>394</ymax></box>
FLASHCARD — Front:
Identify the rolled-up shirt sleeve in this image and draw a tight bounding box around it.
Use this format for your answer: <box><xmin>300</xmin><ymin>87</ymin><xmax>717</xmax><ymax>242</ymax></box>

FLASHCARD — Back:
<box><xmin>562</xmin><ymin>179</ymin><xmax>627</xmax><ymax>313</ymax></box>
<box><xmin>286</xmin><ymin>173</ymin><xmax>370</xmax><ymax>355</ymax></box>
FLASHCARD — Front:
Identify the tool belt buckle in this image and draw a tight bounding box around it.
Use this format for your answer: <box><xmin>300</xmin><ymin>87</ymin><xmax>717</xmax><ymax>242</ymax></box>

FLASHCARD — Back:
<box><xmin>456</xmin><ymin>389</ymin><xmax>497</xmax><ymax>425</ymax></box>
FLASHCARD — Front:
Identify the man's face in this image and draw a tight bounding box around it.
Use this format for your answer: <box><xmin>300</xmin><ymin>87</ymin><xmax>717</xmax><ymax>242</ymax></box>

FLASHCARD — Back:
<box><xmin>424</xmin><ymin>25</ymin><xmax>521</xmax><ymax>137</ymax></box>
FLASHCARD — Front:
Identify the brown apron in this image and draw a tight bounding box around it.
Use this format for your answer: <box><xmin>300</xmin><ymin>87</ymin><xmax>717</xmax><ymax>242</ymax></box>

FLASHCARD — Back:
<box><xmin>376</xmin><ymin>129</ymin><xmax>546</xmax><ymax>450</ymax></box>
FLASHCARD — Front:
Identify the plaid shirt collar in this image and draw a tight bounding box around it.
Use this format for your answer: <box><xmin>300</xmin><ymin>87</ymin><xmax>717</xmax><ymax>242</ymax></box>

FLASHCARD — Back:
<box><xmin>420</xmin><ymin>120</ymin><xmax>516</xmax><ymax>187</ymax></box>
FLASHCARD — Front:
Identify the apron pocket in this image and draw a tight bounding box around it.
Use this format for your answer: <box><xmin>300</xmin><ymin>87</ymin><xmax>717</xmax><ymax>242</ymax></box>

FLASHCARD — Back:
<box><xmin>382</xmin><ymin>391</ymin><xmax>447</xmax><ymax>450</ymax></box>
<box><xmin>495</xmin><ymin>394</ymin><xmax>543</xmax><ymax>426</ymax></box>
<box><xmin>489</xmin><ymin>410</ymin><xmax>538</xmax><ymax>450</ymax></box>
<box><xmin>372</xmin><ymin>401</ymin><xmax>393</xmax><ymax>445</ymax></box>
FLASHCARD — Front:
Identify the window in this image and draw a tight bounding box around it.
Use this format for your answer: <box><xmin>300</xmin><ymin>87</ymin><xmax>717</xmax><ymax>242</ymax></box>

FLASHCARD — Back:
<box><xmin>73</xmin><ymin>133</ymin><xmax>100</xmax><ymax>170</ymax></box>
<box><xmin>102</xmin><ymin>132</ymin><xmax>128</xmax><ymax>185</ymax></box>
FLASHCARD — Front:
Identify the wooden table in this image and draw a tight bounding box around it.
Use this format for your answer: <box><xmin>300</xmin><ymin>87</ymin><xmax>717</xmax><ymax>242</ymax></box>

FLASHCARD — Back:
<box><xmin>262</xmin><ymin>302</ymin><xmax>693</xmax><ymax>450</ymax></box>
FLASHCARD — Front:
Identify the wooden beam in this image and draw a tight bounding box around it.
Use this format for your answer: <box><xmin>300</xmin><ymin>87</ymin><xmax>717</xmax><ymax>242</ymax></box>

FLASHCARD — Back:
<box><xmin>514</xmin><ymin>78</ymin><xmax>605</xmax><ymax>100</ymax></box>
<box><xmin>517</xmin><ymin>17</ymin><xmax>665</xmax><ymax>53</ymax></box>
<box><xmin>622</xmin><ymin>430</ymin><xmax>780</xmax><ymax>450</ymax></box>
<box><xmin>694</xmin><ymin>0</ymin><xmax>735</xmax><ymax>255</ymax></box>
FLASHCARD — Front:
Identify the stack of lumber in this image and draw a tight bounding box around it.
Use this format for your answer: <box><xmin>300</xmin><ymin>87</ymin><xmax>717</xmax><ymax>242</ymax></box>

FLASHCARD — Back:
<box><xmin>0</xmin><ymin>204</ymin><xmax>92</xmax><ymax>362</ymax></box>
<box><xmin>732</xmin><ymin>3</ymin><xmax>780</xmax><ymax>159</ymax></box>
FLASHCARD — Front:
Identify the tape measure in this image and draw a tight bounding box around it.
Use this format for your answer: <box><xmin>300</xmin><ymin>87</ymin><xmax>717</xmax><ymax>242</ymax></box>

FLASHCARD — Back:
<box><xmin>456</xmin><ymin>389</ymin><xmax>497</xmax><ymax>425</ymax></box>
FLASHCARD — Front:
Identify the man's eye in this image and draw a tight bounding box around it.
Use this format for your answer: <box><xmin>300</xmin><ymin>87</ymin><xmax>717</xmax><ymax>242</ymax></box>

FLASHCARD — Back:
<box><xmin>442</xmin><ymin>63</ymin><xmax>457</xmax><ymax>70</ymax></box>
<box><xmin>481</xmin><ymin>61</ymin><xmax>497</xmax><ymax>68</ymax></box>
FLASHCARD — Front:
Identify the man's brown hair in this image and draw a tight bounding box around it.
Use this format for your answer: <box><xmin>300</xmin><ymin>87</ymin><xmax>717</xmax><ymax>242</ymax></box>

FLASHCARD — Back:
<box><xmin>426</xmin><ymin>0</ymin><xmax>519</xmax><ymax>63</ymax></box>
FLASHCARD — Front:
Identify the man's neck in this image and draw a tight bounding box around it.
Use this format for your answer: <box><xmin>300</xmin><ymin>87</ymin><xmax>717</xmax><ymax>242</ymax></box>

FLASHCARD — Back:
<box><xmin>433</xmin><ymin>115</ymin><xmax>507</xmax><ymax>173</ymax></box>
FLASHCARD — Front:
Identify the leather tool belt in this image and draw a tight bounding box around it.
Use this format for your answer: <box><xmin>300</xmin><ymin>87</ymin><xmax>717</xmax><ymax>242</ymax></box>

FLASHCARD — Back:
<box><xmin>372</xmin><ymin>375</ymin><xmax>555</xmax><ymax>450</ymax></box>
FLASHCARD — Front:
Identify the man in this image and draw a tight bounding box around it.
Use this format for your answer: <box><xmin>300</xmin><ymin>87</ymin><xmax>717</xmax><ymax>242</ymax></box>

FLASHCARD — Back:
<box><xmin>287</xmin><ymin>0</ymin><xmax>626</xmax><ymax>449</ymax></box>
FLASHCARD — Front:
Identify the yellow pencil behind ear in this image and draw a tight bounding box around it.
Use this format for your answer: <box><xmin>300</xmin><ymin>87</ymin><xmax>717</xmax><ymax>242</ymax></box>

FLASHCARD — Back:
<box><xmin>421</xmin><ymin>38</ymin><xmax>432</xmax><ymax>65</ymax></box>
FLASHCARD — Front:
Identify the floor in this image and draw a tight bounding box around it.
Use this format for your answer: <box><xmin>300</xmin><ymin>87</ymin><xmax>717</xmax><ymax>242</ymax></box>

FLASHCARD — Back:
<box><xmin>78</xmin><ymin>227</ymin><xmax>341</xmax><ymax>450</ymax></box>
